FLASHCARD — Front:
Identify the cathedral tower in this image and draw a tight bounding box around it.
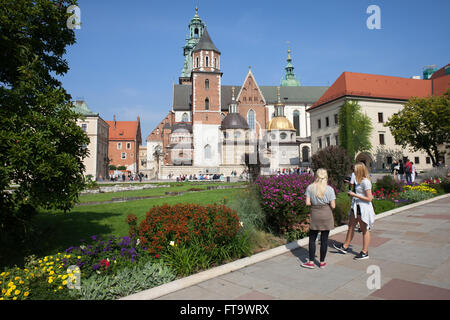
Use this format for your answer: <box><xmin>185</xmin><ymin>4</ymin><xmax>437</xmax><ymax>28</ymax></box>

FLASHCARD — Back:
<box><xmin>191</xmin><ymin>27</ymin><xmax>223</xmax><ymax>168</ymax></box>
<box><xmin>179</xmin><ymin>8</ymin><xmax>206</xmax><ymax>85</ymax></box>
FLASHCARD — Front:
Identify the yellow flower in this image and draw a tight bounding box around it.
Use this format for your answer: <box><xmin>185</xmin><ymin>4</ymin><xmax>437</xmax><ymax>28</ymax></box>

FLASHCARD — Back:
<box><xmin>1</xmin><ymin>289</ymin><xmax>6</xmax><ymax>294</ymax></box>
<box><xmin>10</xmin><ymin>285</ymin><xmax>16</xmax><ymax>290</ymax></box>
<box><xmin>77</xmin><ymin>256</ymin><xmax>81</xmax><ymax>259</ymax></box>
<box><xmin>14</xmin><ymin>290</ymin><xmax>20</xmax><ymax>295</ymax></box>
<box><xmin>62</xmin><ymin>275</ymin><xmax>68</xmax><ymax>280</ymax></box>
<box><xmin>62</xmin><ymin>280</ymin><xmax>67</xmax><ymax>286</ymax></box>
<box><xmin>7</xmin><ymin>282</ymin><xmax>14</xmax><ymax>287</ymax></box>
<box><xmin>48</xmin><ymin>278</ymin><xmax>53</xmax><ymax>284</ymax></box>
<box><xmin>12</xmin><ymin>297</ymin><xmax>17</xmax><ymax>300</ymax></box>
<box><xmin>19</xmin><ymin>280</ymin><xmax>24</xmax><ymax>285</ymax></box>
<box><xmin>24</xmin><ymin>292</ymin><xmax>29</xmax><ymax>297</ymax></box>
<box><xmin>58</xmin><ymin>286</ymin><xmax>63</xmax><ymax>290</ymax></box>
<box><xmin>14</xmin><ymin>276</ymin><xmax>20</xmax><ymax>281</ymax></box>
<box><xmin>49</xmin><ymin>271</ymin><xmax>55</xmax><ymax>276</ymax></box>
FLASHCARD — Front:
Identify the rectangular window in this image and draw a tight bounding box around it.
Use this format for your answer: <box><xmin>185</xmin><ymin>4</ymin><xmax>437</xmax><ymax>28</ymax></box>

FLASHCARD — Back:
<box><xmin>426</xmin><ymin>157</ymin><xmax>431</xmax><ymax>164</ymax></box>
<box><xmin>318</xmin><ymin>119</ymin><xmax>321</xmax><ymax>129</ymax></box>
<box><xmin>126</xmin><ymin>142</ymin><xmax>131</xmax><ymax>150</ymax></box>
<box><xmin>335</xmin><ymin>135</ymin><xmax>338</xmax><ymax>145</ymax></box>
<box><xmin>81</xmin><ymin>124</ymin><xmax>87</xmax><ymax>132</ymax></box>
<box><xmin>318</xmin><ymin>138</ymin><xmax>322</xmax><ymax>149</ymax></box>
<box><xmin>414</xmin><ymin>157</ymin><xmax>420</xmax><ymax>164</ymax></box>
<box><xmin>387</xmin><ymin>156</ymin><xmax>392</xmax><ymax>165</ymax></box>
<box><xmin>379</xmin><ymin>134</ymin><xmax>385</xmax><ymax>145</ymax></box>
<box><xmin>334</xmin><ymin>114</ymin><xmax>338</xmax><ymax>125</ymax></box>
<box><xmin>378</xmin><ymin>112</ymin><xmax>384</xmax><ymax>123</ymax></box>
<box><xmin>325</xmin><ymin>117</ymin><xmax>329</xmax><ymax>127</ymax></box>
<box><xmin>121</xmin><ymin>152</ymin><xmax>126</xmax><ymax>159</ymax></box>
<box><xmin>117</xmin><ymin>142</ymin><xmax>122</xmax><ymax>150</ymax></box>
<box><xmin>326</xmin><ymin>136</ymin><xmax>330</xmax><ymax>147</ymax></box>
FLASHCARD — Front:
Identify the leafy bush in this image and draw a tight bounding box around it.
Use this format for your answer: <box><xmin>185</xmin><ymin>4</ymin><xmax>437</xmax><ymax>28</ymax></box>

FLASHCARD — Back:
<box><xmin>400</xmin><ymin>189</ymin><xmax>434</xmax><ymax>202</ymax></box>
<box><xmin>255</xmin><ymin>174</ymin><xmax>315</xmax><ymax>234</ymax></box>
<box><xmin>310</xmin><ymin>145</ymin><xmax>353</xmax><ymax>191</ymax></box>
<box><xmin>132</xmin><ymin>203</ymin><xmax>240</xmax><ymax>255</ymax></box>
<box><xmin>227</xmin><ymin>186</ymin><xmax>266</xmax><ymax>231</ymax></box>
<box><xmin>117</xmin><ymin>166</ymin><xmax>126</xmax><ymax>170</ymax></box>
<box><xmin>373</xmin><ymin>199</ymin><xmax>396</xmax><ymax>214</ymax></box>
<box><xmin>334</xmin><ymin>193</ymin><xmax>352</xmax><ymax>226</ymax></box>
<box><xmin>72</xmin><ymin>260</ymin><xmax>176</xmax><ymax>300</ymax></box>
<box><xmin>375</xmin><ymin>175</ymin><xmax>403</xmax><ymax>194</ymax></box>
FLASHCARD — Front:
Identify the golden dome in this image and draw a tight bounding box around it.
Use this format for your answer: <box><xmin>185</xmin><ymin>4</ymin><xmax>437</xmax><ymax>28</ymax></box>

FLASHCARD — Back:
<box><xmin>267</xmin><ymin>116</ymin><xmax>296</xmax><ymax>131</ymax></box>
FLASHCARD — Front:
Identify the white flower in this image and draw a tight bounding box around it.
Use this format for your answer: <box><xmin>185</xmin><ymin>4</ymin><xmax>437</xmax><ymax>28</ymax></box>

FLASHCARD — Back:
<box><xmin>136</xmin><ymin>238</ymin><xmax>141</xmax><ymax>246</ymax></box>
<box><xmin>239</xmin><ymin>221</ymin><xmax>244</xmax><ymax>227</ymax></box>
<box><xmin>169</xmin><ymin>241</ymin><xmax>175</xmax><ymax>246</ymax></box>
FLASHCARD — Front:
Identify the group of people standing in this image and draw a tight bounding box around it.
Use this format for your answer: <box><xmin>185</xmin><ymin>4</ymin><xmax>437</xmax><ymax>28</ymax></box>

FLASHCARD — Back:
<box><xmin>391</xmin><ymin>159</ymin><xmax>415</xmax><ymax>183</ymax></box>
<box><xmin>301</xmin><ymin>162</ymin><xmax>375</xmax><ymax>269</ymax></box>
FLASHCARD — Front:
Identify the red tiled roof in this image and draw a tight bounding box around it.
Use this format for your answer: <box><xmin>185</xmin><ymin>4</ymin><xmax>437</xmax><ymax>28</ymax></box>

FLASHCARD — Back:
<box><xmin>309</xmin><ymin>71</ymin><xmax>432</xmax><ymax>110</ymax></box>
<box><xmin>106</xmin><ymin>120</ymin><xmax>140</xmax><ymax>141</ymax></box>
<box><xmin>431</xmin><ymin>63</ymin><xmax>450</xmax><ymax>96</ymax></box>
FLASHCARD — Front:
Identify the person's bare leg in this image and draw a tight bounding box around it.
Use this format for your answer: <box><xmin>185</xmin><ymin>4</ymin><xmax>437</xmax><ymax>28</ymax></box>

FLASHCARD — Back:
<box><xmin>343</xmin><ymin>213</ymin><xmax>357</xmax><ymax>248</ymax></box>
<box><xmin>358</xmin><ymin>217</ymin><xmax>370</xmax><ymax>253</ymax></box>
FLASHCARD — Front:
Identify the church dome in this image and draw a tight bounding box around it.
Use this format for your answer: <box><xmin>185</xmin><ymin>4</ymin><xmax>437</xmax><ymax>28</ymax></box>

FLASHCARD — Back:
<box><xmin>267</xmin><ymin>116</ymin><xmax>295</xmax><ymax>131</ymax></box>
<box><xmin>221</xmin><ymin>113</ymin><xmax>249</xmax><ymax>130</ymax></box>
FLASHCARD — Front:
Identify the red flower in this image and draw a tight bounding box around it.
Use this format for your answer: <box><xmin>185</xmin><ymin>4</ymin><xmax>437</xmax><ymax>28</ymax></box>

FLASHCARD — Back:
<box><xmin>155</xmin><ymin>254</ymin><xmax>159</xmax><ymax>259</ymax></box>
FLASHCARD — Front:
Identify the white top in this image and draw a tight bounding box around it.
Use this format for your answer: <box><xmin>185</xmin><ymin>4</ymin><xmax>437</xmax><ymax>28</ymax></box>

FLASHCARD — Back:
<box><xmin>306</xmin><ymin>185</ymin><xmax>336</xmax><ymax>206</ymax></box>
<box><xmin>350</xmin><ymin>178</ymin><xmax>375</xmax><ymax>230</ymax></box>
<box><xmin>350</xmin><ymin>172</ymin><xmax>356</xmax><ymax>185</ymax></box>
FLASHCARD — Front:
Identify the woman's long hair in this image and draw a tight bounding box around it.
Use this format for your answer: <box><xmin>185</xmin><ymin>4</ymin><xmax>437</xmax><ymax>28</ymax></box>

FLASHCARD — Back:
<box><xmin>312</xmin><ymin>168</ymin><xmax>328</xmax><ymax>198</ymax></box>
<box><xmin>354</xmin><ymin>162</ymin><xmax>370</xmax><ymax>184</ymax></box>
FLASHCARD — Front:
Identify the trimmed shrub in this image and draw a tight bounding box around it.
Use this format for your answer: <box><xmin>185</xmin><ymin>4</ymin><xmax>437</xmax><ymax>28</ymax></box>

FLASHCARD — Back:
<box><xmin>375</xmin><ymin>175</ymin><xmax>403</xmax><ymax>194</ymax></box>
<box><xmin>334</xmin><ymin>193</ymin><xmax>351</xmax><ymax>226</ymax></box>
<box><xmin>311</xmin><ymin>146</ymin><xmax>353</xmax><ymax>191</ymax></box>
<box><xmin>400</xmin><ymin>189</ymin><xmax>434</xmax><ymax>202</ymax></box>
<box><xmin>132</xmin><ymin>203</ymin><xmax>240</xmax><ymax>255</ymax></box>
<box><xmin>373</xmin><ymin>199</ymin><xmax>396</xmax><ymax>214</ymax></box>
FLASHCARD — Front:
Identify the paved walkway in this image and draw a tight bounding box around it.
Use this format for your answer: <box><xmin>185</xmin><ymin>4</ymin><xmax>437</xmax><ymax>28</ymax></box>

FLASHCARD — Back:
<box><xmin>156</xmin><ymin>196</ymin><xmax>450</xmax><ymax>300</ymax></box>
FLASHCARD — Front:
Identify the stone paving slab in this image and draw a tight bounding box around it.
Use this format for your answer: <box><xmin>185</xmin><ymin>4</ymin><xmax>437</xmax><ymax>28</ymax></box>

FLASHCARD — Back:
<box><xmin>148</xmin><ymin>194</ymin><xmax>450</xmax><ymax>300</ymax></box>
<box><xmin>370</xmin><ymin>279</ymin><xmax>450</xmax><ymax>300</ymax></box>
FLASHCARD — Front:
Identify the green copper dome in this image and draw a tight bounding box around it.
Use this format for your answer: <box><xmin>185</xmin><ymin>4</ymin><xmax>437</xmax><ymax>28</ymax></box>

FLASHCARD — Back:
<box><xmin>281</xmin><ymin>47</ymin><xmax>301</xmax><ymax>87</ymax></box>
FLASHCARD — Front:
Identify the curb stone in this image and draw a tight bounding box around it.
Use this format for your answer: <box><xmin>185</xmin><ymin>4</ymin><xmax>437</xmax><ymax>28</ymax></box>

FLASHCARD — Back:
<box><xmin>119</xmin><ymin>193</ymin><xmax>450</xmax><ymax>300</ymax></box>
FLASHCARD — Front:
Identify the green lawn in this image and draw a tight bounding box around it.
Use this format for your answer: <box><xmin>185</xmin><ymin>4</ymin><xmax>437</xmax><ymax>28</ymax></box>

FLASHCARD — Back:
<box><xmin>79</xmin><ymin>181</ymin><xmax>246</xmax><ymax>203</ymax></box>
<box><xmin>0</xmin><ymin>188</ymin><xmax>240</xmax><ymax>268</ymax></box>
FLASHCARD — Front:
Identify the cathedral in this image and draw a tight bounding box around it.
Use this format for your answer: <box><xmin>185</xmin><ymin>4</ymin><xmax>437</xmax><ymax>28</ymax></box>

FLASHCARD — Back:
<box><xmin>146</xmin><ymin>9</ymin><xmax>328</xmax><ymax>178</ymax></box>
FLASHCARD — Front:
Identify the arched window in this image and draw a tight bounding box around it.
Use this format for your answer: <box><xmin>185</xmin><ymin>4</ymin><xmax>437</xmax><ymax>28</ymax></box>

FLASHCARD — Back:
<box><xmin>293</xmin><ymin>110</ymin><xmax>300</xmax><ymax>136</ymax></box>
<box><xmin>302</xmin><ymin>146</ymin><xmax>309</xmax><ymax>163</ymax></box>
<box><xmin>196</xmin><ymin>57</ymin><xmax>199</xmax><ymax>68</ymax></box>
<box><xmin>214</xmin><ymin>58</ymin><xmax>217</xmax><ymax>68</ymax></box>
<box><xmin>182</xmin><ymin>112</ymin><xmax>188</xmax><ymax>122</ymax></box>
<box><xmin>248</xmin><ymin>109</ymin><xmax>255</xmax><ymax>130</ymax></box>
<box><xmin>204</xmin><ymin>144</ymin><xmax>211</xmax><ymax>160</ymax></box>
<box><xmin>194</xmin><ymin>28</ymin><xmax>199</xmax><ymax>38</ymax></box>
<box><xmin>205</xmin><ymin>79</ymin><xmax>209</xmax><ymax>90</ymax></box>
<box><xmin>205</xmin><ymin>56</ymin><xmax>209</xmax><ymax>67</ymax></box>
<box><xmin>205</xmin><ymin>98</ymin><xmax>209</xmax><ymax>110</ymax></box>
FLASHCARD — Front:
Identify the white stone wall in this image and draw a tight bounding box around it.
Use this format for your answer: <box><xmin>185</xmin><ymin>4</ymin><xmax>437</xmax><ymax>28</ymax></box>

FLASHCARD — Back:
<box><xmin>309</xmin><ymin>97</ymin><xmax>434</xmax><ymax>171</ymax></box>
<box><xmin>174</xmin><ymin>111</ymin><xmax>192</xmax><ymax>122</ymax></box>
<box><xmin>193</xmin><ymin>123</ymin><xmax>221</xmax><ymax>167</ymax></box>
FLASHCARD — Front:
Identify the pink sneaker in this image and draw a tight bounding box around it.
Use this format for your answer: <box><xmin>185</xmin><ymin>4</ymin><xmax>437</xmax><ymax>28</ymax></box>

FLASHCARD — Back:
<box><xmin>320</xmin><ymin>262</ymin><xmax>327</xmax><ymax>269</ymax></box>
<box><xmin>301</xmin><ymin>262</ymin><xmax>315</xmax><ymax>269</ymax></box>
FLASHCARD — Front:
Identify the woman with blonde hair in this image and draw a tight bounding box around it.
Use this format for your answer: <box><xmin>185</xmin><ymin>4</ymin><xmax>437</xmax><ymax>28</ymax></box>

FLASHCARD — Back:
<box><xmin>302</xmin><ymin>168</ymin><xmax>336</xmax><ymax>269</ymax></box>
<box><xmin>334</xmin><ymin>162</ymin><xmax>375</xmax><ymax>260</ymax></box>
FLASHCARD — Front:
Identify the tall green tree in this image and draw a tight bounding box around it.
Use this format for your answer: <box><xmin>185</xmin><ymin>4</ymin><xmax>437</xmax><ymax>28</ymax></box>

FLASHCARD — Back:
<box><xmin>338</xmin><ymin>100</ymin><xmax>373</xmax><ymax>160</ymax></box>
<box><xmin>0</xmin><ymin>0</ymin><xmax>88</xmax><ymax>239</ymax></box>
<box><xmin>385</xmin><ymin>90</ymin><xmax>450</xmax><ymax>166</ymax></box>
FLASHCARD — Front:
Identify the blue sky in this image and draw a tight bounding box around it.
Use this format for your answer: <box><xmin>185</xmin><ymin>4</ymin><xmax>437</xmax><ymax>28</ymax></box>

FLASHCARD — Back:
<box><xmin>61</xmin><ymin>0</ymin><xmax>450</xmax><ymax>144</ymax></box>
